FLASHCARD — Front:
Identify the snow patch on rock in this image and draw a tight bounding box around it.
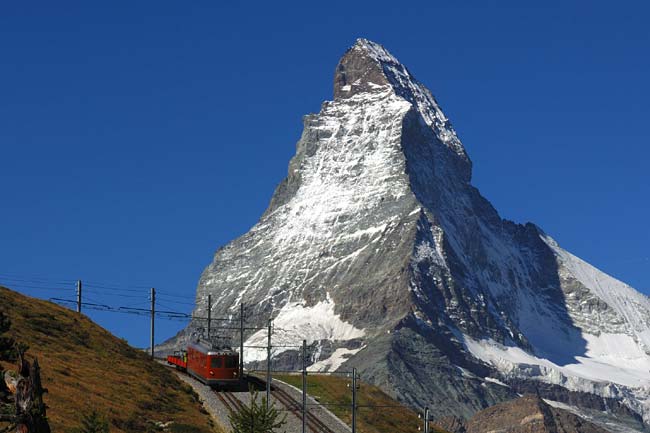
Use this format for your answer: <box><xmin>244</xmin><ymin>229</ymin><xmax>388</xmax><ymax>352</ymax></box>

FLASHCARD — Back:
<box><xmin>244</xmin><ymin>294</ymin><xmax>365</xmax><ymax>362</ymax></box>
<box><xmin>484</xmin><ymin>377</ymin><xmax>510</xmax><ymax>388</ymax></box>
<box><xmin>462</xmin><ymin>332</ymin><xmax>650</xmax><ymax>423</ymax></box>
<box><xmin>543</xmin><ymin>234</ymin><xmax>650</xmax><ymax>352</ymax></box>
<box><xmin>463</xmin><ymin>333</ymin><xmax>650</xmax><ymax>389</ymax></box>
<box><xmin>310</xmin><ymin>347</ymin><xmax>365</xmax><ymax>372</ymax></box>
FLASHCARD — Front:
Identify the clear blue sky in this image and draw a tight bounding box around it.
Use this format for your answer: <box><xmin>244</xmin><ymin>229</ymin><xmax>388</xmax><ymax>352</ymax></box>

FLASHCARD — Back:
<box><xmin>1</xmin><ymin>2</ymin><xmax>648</xmax><ymax>348</ymax></box>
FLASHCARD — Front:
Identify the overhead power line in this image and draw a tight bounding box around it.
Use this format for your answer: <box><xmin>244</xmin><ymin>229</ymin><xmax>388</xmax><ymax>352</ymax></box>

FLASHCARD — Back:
<box><xmin>1</xmin><ymin>273</ymin><xmax>197</xmax><ymax>301</ymax></box>
<box><xmin>49</xmin><ymin>298</ymin><xmax>232</xmax><ymax>323</ymax></box>
<box><xmin>0</xmin><ymin>273</ymin><xmax>76</xmax><ymax>285</ymax></box>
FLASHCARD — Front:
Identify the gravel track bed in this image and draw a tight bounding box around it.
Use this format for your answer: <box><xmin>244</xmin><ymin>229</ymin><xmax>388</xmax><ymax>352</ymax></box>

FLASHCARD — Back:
<box><xmin>265</xmin><ymin>376</ymin><xmax>351</xmax><ymax>433</ymax></box>
<box><xmin>175</xmin><ymin>372</ymin><xmax>232</xmax><ymax>429</ymax></box>
<box><xmin>175</xmin><ymin>371</ymin><xmax>348</xmax><ymax>433</ymax></box>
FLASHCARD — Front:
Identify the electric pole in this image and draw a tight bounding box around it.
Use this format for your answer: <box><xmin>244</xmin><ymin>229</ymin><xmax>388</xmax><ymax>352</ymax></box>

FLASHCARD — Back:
<box><xmin>427</xmin><ymin>407</ymin><xmax>431</xmax><ymax>433</ymax></box>
<box><xmin>424</xmin><ymin>407</ymin><xmax>430</xmax><ymax>433</ymax></box>
<box><xmin>76</xmin><ymin>279</ymin><xmax>82</xmax><ymax>313</ymax></box>
<box><xmin>266</xmin><ymin>319</ymin><xmax>272</xmax><ymax>409</ymax></box>
<box><xmin>352</xmin><ymin>367</ymin><xmax>358</xmax><ymax>433</ymax></box>
<box><xmin>207</xmin><ymin>294</ymin><xmax>212</xmax><ymax>340</ymax></box>
<box><xmin>150</xmin><ymin>287</ymin><xmax>155</xmax><ymax>359</ymax></box>
<box><xmin>302</xmin><ymin>339</ymin><xmax>307</xmax><ymax>433</ymax></box>
<box><xmin>239</xmin><ymin>303</ymin><xmax>244</xmax><ymax>379</ymax></box>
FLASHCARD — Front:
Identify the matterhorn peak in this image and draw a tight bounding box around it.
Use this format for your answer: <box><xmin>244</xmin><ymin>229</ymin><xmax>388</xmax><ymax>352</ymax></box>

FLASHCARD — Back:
<box><xmin>333</xmin><ymin>38</ymin><xmax>400</xmax><ymax>99</ymax></box>
<box><xmin>352</xmin><ymin>38</ymin><xmax>401</xmax><ymax>64</ymax></box>
<box><xmin>334</xmin><ymin>38</ymin><xmax>471</xmax><ymax>178</ymax></box>
<box><xmin>160</xmin><ymin>39</ymin><xmax>650</xmax><ymax>432</ymax></box>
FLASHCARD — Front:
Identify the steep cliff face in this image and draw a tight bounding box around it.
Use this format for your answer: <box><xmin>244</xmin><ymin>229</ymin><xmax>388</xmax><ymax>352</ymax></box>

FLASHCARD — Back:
<box><xmin>160</xmin><ymin>39</ymin><xmax>650</xmax><ymax>429</ymax></box>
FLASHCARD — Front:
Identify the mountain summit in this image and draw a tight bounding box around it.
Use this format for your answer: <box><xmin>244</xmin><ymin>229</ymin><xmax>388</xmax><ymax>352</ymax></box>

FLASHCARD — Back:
<box><xmin>334</xmin><ymin>39</ymin><xmax>471</xmax><ymax>176</ymax></box>
<box><xmin>162</xmin><ymin>39</ymin><xmax>650</xmax><ymax>430</ymax></box>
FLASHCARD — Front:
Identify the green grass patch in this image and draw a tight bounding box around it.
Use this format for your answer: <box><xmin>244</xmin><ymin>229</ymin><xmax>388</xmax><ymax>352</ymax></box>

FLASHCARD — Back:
<box><xmin>273</xmin><ymin>374</ymin><xmax>449</xmax><ymax>433</ymax></box>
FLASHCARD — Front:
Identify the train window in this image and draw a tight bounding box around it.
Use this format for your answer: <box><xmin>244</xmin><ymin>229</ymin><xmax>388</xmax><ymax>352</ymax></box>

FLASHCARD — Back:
<box><xmin>225</xmin><ymin>356</ymin><xmax>237</xmax><ymax>368</ymax></box>
<box><xmin>210</xmin><ymin>357</ymin><xmax>223</xmax><ymax>369</ymax></box>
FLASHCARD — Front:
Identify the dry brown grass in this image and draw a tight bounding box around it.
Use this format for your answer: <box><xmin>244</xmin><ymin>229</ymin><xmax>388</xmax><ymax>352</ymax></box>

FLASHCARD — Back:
<box><xmin>274</xmin><ymin>373</ymin><xmax>449</xmax><ymax>433</ymax></box>
<box><xmin>0</xmin><ymin>286</ymin><xmax>227</xmax><ymax>433</ymax></box>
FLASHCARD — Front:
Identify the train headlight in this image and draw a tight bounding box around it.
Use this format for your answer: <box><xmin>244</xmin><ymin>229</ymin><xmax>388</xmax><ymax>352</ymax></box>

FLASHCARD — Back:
<box><xmin>210</xmin><ymin>371</ymin><xmax>214</xmax><ymax>376</ymax></box>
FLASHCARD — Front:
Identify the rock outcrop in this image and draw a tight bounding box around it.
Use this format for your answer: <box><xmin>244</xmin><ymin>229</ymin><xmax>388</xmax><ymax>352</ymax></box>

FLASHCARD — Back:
<box><xmin>436</xmin><ymin>395</ymin><xmax>610</xmax><ymax>433</ymax></box>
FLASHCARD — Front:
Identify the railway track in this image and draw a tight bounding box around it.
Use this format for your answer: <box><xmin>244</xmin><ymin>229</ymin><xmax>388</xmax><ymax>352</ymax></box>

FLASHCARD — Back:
<box><xmin>214</xmin><ymin>389</ymin><xmax>246</xmax><ymax>414</ymax></box>
<box><xmin>270</xmin><ymin>384</ymin><xmax>337</xmax><ymax>433</ymax></box>
<box><xmin>169</xmin><ymin>365</ymin><xmax>339</xmax><ymax>433</ymax></box>
<box><xmin>162</xmin><ymin>364</ymin><xmax>247</xmax><ymax>417</ymax></box>
<box><xmin>214</xmin><ymin>384</ymin><xmax>336</xmax><ymax>433</ymax></box>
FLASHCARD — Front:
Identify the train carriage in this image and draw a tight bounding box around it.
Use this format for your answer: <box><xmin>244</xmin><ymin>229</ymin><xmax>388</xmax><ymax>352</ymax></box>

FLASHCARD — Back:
<box><xmin>184</xmin><ymin>341</ymin><xmax>239</xmax><ymax>386</ymax></box>
<box><xmin>167</xmin><ymin>349</ymin><xmax>187</xmax><ymax>370</ymax></box>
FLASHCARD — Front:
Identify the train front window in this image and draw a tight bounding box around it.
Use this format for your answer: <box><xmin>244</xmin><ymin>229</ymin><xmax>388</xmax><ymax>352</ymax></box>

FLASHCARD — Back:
<box><xmin>210</xmin><ymin>357</ymin><xmax>223</xmax><ymax>369</ymax></box>
<box><xmin>225</xmin><ymin>356</ymin><xmax>237</xmax><ymax>368</ymax></box>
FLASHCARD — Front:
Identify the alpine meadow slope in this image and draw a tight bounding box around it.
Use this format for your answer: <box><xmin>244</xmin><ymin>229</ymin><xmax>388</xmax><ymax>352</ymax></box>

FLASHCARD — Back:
<box><xmin>0</xmin><ymin>286</ymin><xmax>222</xmax><ymax>433</ymax></box>
<box><xmin>160</xmin><ymin>39</ymin><xmax>650</xmax><ymax>430</ymax></box>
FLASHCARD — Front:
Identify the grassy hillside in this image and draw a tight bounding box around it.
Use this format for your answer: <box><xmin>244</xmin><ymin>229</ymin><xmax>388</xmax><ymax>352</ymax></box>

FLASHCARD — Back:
<box><xmin>0</xmin><ymin>286</ymin><xmax>225</xmax><ymax>433</ymax></box>
<box><xmin>274</xmin><ymin>373</ymin><xmax>449</xmax><ymax>433</ymax></box>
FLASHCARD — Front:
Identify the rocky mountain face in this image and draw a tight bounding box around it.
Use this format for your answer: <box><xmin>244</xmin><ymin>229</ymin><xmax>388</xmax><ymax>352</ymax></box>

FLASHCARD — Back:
<box><xmin>160</xmin><ymin>39</ymin><xmax>650</xmax><ymax>431</ymax></box>
<box><xmin>436</xmin><ymin>395</ymin><xmax>610</xmax><ymax>433</ymax></box>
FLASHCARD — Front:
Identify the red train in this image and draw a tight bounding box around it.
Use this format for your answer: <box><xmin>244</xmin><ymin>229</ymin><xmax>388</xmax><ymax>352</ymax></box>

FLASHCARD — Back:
<box><xmin>167</xmin><ymin>341</ymin><xmax>239</xmax><ymax>386</ymax></box>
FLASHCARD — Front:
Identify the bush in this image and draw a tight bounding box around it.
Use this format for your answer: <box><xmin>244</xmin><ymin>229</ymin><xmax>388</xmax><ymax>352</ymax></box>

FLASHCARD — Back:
<box><xmin>228</xmin><ymin>387</ymin><xmax>287</xmax><ymax>433</ymax></box>
<box><xmin>0</xmin><ymin>311</ymin><xmax>17</xmax><ymax>361</ymax></box>
<box><xmin>71</xmin><ymin>410</ymin><xmax>110</xmax><ymax>433</ymax></box>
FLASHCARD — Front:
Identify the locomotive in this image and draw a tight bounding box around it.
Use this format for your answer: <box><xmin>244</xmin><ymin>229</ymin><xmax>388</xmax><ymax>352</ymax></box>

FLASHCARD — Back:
<box><xmin>167</xmin><ymin>340</ymin><xmax>239</xmax><ymax>386</ymax></box>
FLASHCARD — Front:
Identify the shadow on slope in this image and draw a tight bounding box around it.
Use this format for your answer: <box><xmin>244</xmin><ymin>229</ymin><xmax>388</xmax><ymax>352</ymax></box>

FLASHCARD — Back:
<box><xmin>400</xmin><ymin>107</ymin><xmax>588</xmax><ymax>367</ymax></box>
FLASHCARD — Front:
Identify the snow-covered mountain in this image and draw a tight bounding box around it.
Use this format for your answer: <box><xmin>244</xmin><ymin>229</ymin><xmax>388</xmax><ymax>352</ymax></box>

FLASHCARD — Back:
<box><xmin>161</xmin><ymin>39</ymin><xmax>650</xmax><ymax>431</ymax></box>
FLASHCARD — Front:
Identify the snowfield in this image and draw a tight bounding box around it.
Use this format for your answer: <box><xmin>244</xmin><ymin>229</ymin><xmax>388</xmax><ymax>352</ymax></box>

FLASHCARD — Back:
<box><xmin>543</xmin><ymin>235</ymin><xmax>650</xmax><ymax>352</ymax></box>
<box><xmin>244</xmin><ymin>294</ymin><xmax>365</xmax><ymax>363</ymax></box>
<box><xmin>461</xmin><ymin>234</ymin><xmax>650</xmax><ymax>423</ymax></box>
<box><xmin>464</xmin><ymin>332</ymin><xmax>650</xmax><ymax>389</ymax></box>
